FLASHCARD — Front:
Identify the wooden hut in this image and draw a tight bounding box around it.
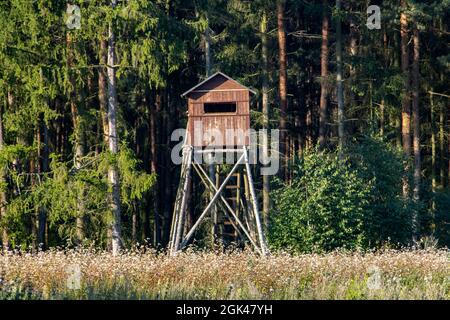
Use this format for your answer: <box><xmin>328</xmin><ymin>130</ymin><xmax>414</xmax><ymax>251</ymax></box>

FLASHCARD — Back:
<box><xmin>181</xmin><ymin>72</ymin><xmax>255</xmax><ymax>147</ymax></box>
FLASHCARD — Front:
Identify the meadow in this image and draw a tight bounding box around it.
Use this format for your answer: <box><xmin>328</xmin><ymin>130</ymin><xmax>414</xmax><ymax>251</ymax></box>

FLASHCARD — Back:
<box><xmin>0</xmin><ymin>248</ymin><xmax>448</xmax><ymax>300</ymax></box>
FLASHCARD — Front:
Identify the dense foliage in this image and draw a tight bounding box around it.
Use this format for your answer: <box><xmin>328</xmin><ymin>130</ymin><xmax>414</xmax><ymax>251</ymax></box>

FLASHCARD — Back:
<box><xmin>269</xmin><ymin>137</ymin><xmax>416</xmax><ymax>252</ymax></box>
<box><xmin>270</xmin><ymin>148</ymin><xmax>370</xmax><ymax>252</ymax></box>
<box><xmin>0</xmin><ymin>145</ymin><xmax>155</xmax><ymax>248</ymax></box>
<box><xmin>0</xmin><ymin>0</ymin><xmax>449</xmax><ymax>252</ymax></box>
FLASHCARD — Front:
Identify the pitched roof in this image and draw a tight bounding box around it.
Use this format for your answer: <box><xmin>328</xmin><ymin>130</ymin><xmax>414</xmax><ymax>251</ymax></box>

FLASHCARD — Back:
<box><xmin>181</xmin><ymin>71</ymin><xmax>256</xmax><ymax>97</ymax></box>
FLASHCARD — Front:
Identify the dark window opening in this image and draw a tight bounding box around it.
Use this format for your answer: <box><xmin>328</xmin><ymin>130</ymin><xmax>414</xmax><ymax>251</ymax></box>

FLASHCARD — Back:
<box><xmin>204</xmin><ymin>102</ymin><xmax>236</xmax><ymax>114</ymax></box>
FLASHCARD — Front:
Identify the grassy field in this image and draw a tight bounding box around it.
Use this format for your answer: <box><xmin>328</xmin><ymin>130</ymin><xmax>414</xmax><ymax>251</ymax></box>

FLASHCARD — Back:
<box><xmin>0</xmin><ymin>248</ymin><xmax>448</xmax><ymax>300</ymax></box>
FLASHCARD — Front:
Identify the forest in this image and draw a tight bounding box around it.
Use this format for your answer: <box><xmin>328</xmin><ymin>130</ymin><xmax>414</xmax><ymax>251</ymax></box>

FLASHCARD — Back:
<box><xmin>0</xmin><ymin>0</ymin><xmax>449</xmax><ymax>256</ymax></box>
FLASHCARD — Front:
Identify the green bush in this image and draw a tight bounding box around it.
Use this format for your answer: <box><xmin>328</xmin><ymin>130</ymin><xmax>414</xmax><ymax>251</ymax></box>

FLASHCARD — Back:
<box><xmin>1</xmin><ymin>144</ymin><xmax>155</xmax><ymax>249</ymax></box>
<box><xmin>269</xmin><ymin>148</ymin><xmax>371</xmax><ymax>252</ymax></box>
<box><xmin>269</xmin><ymin>137</ymin><xmax>414</xmax><ymax>252</ymax></box>
<box><xmin>433</xmin><ymin>190</ymin><xmax>450</xmax><ymax>248</ymax></box>
<box><xmin>347</xmin><ymin>137</ymin><xmax>414</xmax><ymax>247</ymax></box>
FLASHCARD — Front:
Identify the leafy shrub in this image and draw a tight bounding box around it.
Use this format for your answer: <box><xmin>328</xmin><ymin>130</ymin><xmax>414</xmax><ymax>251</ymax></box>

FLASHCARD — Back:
<box><xmin>433</xmin><ymin>190</ymin><xmax>450</xmax><ymax>248</ymax></box>
<box><xmin>269</xmin><ymin>137</ymin><xmax>414</xmax><ymax>252</ymax></box>
<box><xmin>1</xmin><ymin>144</ymin><xmax>156</xmax><ymax>248</ymax></box>
<box><xmin>269</xmin><ymin>148</ymin><xmax>371</xmax><ymax>252</ymax></box>
<box><xmin>347</xmin><ymin>136</ymin><xmax>414</xmax><ymax>247</ymax></box>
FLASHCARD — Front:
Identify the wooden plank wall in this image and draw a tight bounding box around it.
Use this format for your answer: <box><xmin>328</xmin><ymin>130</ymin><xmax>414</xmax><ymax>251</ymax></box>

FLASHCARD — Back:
<box><xmin>187</xmin><ymin>87</ymin><xmax>250</xmax><ymax>147</ymax></box>
<box><xmin>189</xmin><ymin>115</ymin><xmax>250</xmax><ymax>146</ymax></box>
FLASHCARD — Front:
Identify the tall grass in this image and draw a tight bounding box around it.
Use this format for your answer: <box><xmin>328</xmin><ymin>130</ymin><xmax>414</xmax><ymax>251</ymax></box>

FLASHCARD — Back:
<box><xmin>0</xmin><ymin>248</ymin><xmax>448</xmax><ymax>300</ymax></box>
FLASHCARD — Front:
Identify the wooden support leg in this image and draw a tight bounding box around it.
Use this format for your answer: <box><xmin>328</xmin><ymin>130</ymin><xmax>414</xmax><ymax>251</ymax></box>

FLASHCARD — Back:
<box><xmin>169</xmin><ymin>147</ymin><xmax>190</xmax><ymax>247</ymax></box>
<box><xmin>236</xmin><ymin>171</ymin><xmax>241</xmax><ymax>245</ymax></box>
<box><xmin>243</xmin><ymin>146</ymin><xmax>268</xmax><ymax>255</ymax></box>
<box><xmin>170</xmin><ymin>147</ymin><xmax>192</xmax><ymax>255</ymax></box>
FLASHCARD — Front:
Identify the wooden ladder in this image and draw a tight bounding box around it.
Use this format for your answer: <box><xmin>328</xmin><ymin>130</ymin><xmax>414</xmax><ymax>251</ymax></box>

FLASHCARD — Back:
<box><xmin>216</xmin><ymin>172</ymin><xmax>242</xmax><ymax>245</ymax></box>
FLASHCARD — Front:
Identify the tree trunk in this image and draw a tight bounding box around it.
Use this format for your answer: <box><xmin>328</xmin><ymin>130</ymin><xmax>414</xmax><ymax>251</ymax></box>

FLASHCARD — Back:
<box><xmin>380</xmin><ymin>30</ymin><xmax>388</xmax><ymax>137</ymax></box>
<box><xmin>149</xmin><ymin>90</ymin><xmax>160</xmax><ymax>246</ymax></box>
<box><xmin>277</xmin><ymin>0</ymin><xmax>288</xmax><ymax>178</ymax></box>
<box><xmin>430</xmin><ymin>92</ymin><xmax>436</xmax><ymax>192</ymax></box>
<box><xmin>37</xmin><ymin>115</ymin><xmax>49</xmax><ymax>249</ymax></box>
<box><xmin>163</xmin><ymin>89</ymin><xmax>174</xmax><ymax>245</ymax></box>
<box><xmin>336</xmin><ymin>0</ymin><xmax>345</xmax><ymax>151</ymax></box>
<box><xmin>98</xmin><ymin>36</ymin><xmax>113</xmax><ymax>249</ymax></box>
<box><xmin>347</xmin><ymin>5</ymin><xmax>358</xmax><ymax>136</ymax></box>
<box><xmin>66</xmin><ymin>32</ymin><xmax>86</xmax><ymax>244</ymax></box>
<box><xmin>380</xmin><ymin>100</ymin><xmax>385</xmax><ymax>137</ymax></box>
<box><xmin>412</xmin><ymin>26</ymin><xmax>420</xmax><ymax>235</ymax></box>
<box><xmin>35</xmin><ymin>68</ymin><xmax>49</xmax><ymax>249</ymax></box>
<box><xmin>107</xmin><ymin>0</ymin><xmax>122</xmax><ymax>255</ymax></box>
<box><xmin>204</xmin><ymin>13</ymin><xmax>212</xmax><ymax>77</ymax></box>
<box><xmin>439</xmin><ymin>106</ymin><xmax>445</xmax><ymax>187</ymax></box>
<box><xmin>305</xmin><ymin>66</ymin><xmax>313</xmax><ymax>149</ymax></box>
<box><xmin>55</xmin><ymin>98</ymin><xmax>64</xmax><ymax>155</ymax></box>
<box><xmin>0</xmin><ymin>101</ymin><xmax>8</xmax><ymax>249</ymax></box>
<box><xmin>99</xmin><ymin>38</ymin><xmax>109</xmax><ymax>147</ymax></box>
<box><xmin>400</xmin><ymin>0</ymin><xmax>411</xmax><ymax>197</ymax></box>
<box><xmin>30</xmin><ymin>143</ymin><xmax>38</xmax><ymax>252</ymax></box>
<box><xmin>393</xmin><ymin>31</ymin><xmax>402</xmax><ymax>148</ymax></box>
<box><xmin>319</xmin><ymin>0</ymin><xmax>329</xmax><ymax>148</ymax></box>
<box><xmin>131</xmin><ymin>106</ymin><xmax>141</xmax><ymax>244</ymax></box>
<box><xmin>260</xmin><ymin>10</ymin><xmax>270</xmax><ymax>227</ymax></box>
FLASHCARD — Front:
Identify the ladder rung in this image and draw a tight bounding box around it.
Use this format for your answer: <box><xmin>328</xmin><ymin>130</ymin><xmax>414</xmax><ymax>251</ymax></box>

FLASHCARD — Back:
<box><xmin>223</xmin><ymin>225</ymin><xmax>235</xmax><ymax>232</ymax></box>
<box><xmin>222</xmin><ymin>232</ymin><xmax>236</xmax><ymax>237</ymax></box>
<box><xmin>225</xmin><ymin>185</ymin><xmax>238</xmax><ymax>189</ymax></box>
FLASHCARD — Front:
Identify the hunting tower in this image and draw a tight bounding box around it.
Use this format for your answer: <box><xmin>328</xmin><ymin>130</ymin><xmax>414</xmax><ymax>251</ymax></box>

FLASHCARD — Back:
<box><xmin>169</xmin><ymin>72</ymin><xmax>268</xmax><ymax>255</ymax></box>
<box><xmin>183</xmin><ymin>71</ymin><xmax>254</xmax><ymax>147</ymax></box>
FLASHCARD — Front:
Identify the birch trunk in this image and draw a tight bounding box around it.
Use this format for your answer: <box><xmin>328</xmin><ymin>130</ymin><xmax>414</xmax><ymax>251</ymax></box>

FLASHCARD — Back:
<box><xmin>107</xmin><ymin>0</ymin><xmax>122</xmax><ymax>255</ymax></box>
<box><xmin>98</xmin><ymin>36</ymin><xmax>113</xmax><ymax>249</ymax></box>
<box><xmin>66</xmin><ymin>32</ymin><xmax>86</xmax><ymax>244</ymax></box>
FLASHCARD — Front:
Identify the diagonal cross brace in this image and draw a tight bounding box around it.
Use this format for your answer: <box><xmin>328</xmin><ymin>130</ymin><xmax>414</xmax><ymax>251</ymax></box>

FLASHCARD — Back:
<box><xmin>192</xmin><ymin>162</ymin><xmax>262</xmax><ymax>254</ymax></box>
<box><xmin>179</xmin><ymin>152</ymin><xmax>245</xmax><ymax>249</ymax></box>
<box><xmin>192</xmin><ymin>164</ymin><xmax>244</xmax><ymax>239</ymax></box>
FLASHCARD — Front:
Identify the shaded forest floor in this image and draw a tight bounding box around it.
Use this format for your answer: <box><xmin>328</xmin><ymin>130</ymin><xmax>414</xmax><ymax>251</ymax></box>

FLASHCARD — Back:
<box><xmin>0</xmin><ymin>249</ymin><xmax>448</xmax><ymax>300</ymax></box>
